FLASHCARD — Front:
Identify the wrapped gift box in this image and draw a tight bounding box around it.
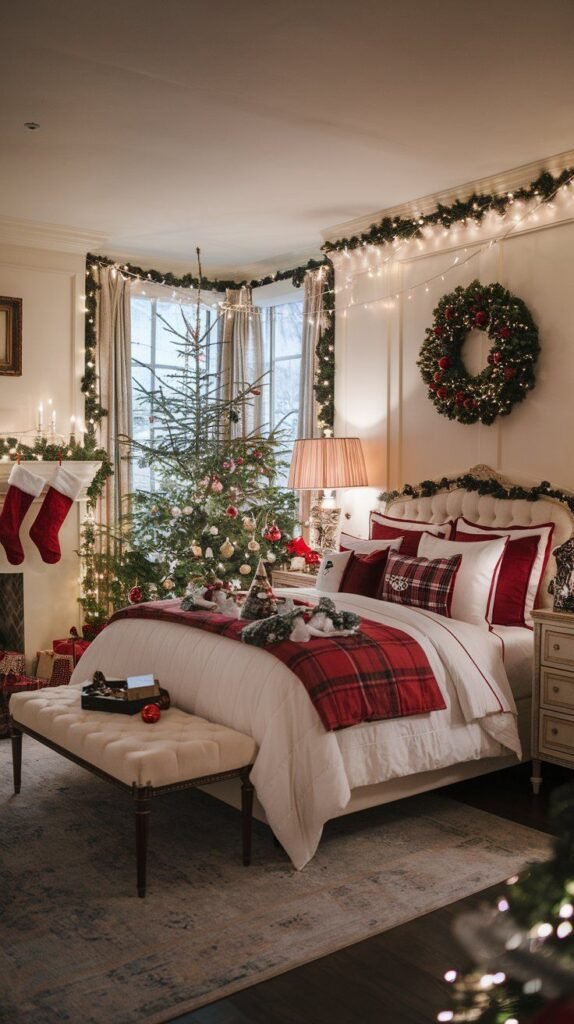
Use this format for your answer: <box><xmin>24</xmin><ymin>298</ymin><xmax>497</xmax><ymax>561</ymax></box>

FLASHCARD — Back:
<box><xmin>52</xmin><ymin>638</ymin><xmax>91</xmax><ymax>662</ymax></box>
<box><xmin>36</xmin><ymin>650</ymin><xmax>74</xmax><ymax>683</ymax></box>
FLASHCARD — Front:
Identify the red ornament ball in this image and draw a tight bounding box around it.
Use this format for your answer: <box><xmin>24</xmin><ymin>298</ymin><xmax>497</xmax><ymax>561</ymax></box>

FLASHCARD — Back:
<box><xmin>504</xmin><ymin>366</ymin><xmax>516</xmax><ymax>380</ymax></box>
<box><xmin>454</xmin><ymin>391</ymin><xmax>466</xmax><ymax>405</ymax></box>
<box><xmin>252</xmin><ymin>450</ymin><xmax>263</xmax><ymax>460</ymax></box>
<box><xmin>264</xmin><ymin>523</ymin><xmax>282</xmax><ymax>543</ymax></box>
<box><xmin>493</xmin><ymin>351</ymin><xmax>502</xmax><ymax>364</ymax></box>
<box><xmin>444</xmin><ymin>306</ymin><xmax>455</xmax><ymax>321</ymax></box>
<box><xmin>128</xmin><ymin>586</ymin><xmax>143</xmax><ymax>605</ymax></box>
<box><xmin>464</xmin><ymin>398</ymin><xmax>477</xmax><ymax>410</ymax></box>
<box><xmin>437</xmin><ymin>387</ymin><xmax>449</xmax><ymax>400</ymax></box>
<box><xmin>250</xmin><ymin>387</ymin><xmax>262</xmax><ymax>396</ymax></box>
<box><xmin>433</xmin><ymin>370</ymin><xmax>443</xmax><ymax>383</ymax></box>
<box><xmin>236</xmin><ymin>456</ymin><xmax>244</xmax><ymax>465</ymax></box>
<box><xmin>474</xmin><ymin>311</ymin><xmax>488</xmax><ymax>326</ymax></box>
<box><xmin>498</xmin><ymin>326</ymin><xmax>511</xmax><ymax>339</ymax></box>
<box><xmin>434</xmin><ymin>326</ymin><xmax>443</xmax><ymax>337</ymax></box>
<box><xmin>226</xmin><ymin>505</ymin><xmax>239</xmax><ymax>518</ymax></box>
<box><xmin>438</xmin><ymin>356</ymin><xmax>451</xmax><ymax>370</ymax></box>
<box><xmin>141</xmin><ymin>704</ymin><xmax>161</xmax><ymax>724</ymax></box>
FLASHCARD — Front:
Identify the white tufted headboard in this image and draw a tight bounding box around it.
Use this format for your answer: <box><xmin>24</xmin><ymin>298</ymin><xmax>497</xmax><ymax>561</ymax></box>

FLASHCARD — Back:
<box><xmin>383</xmin><ymin>465</ymin><xmax>574</xmax><ymax>609</ymax></box>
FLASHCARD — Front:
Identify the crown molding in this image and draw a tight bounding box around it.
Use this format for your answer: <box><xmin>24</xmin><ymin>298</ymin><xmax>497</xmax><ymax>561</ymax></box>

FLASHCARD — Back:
<box><xmin>322</xmin><ymin>147</ymin><xmax>574</xmax><ymax>244</ymax></box>
<box><xmin>0</xmin><ymin>217</ymin><xmax>106</xmax><ymax>254</ymax></box>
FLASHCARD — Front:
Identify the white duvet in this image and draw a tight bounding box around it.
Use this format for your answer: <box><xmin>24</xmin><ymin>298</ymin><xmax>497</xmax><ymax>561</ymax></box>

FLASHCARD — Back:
<box><xmin>72</xmin><ymin>589</ymin><xmax>521</xmax><ymax>869</ymax></box>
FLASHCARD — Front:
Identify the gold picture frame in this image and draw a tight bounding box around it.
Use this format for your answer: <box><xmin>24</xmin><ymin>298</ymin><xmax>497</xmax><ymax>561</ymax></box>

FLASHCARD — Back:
<box><xmin>0</xmin><ymin>296</ymin><xmax>22</xmax><ymax>376</ymax></box>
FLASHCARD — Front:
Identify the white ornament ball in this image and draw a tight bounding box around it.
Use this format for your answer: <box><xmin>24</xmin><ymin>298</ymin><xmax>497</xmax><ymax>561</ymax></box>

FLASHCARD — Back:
<box><xmin>266</xmin><ymin>551</ymin><xmax>277</xmax><ymax>563</ymax></box>
<box><xmin>209</xmin><ymin>525</ymin><xmax>219</xmax><ymax>536</ymax></box>
<box><xmin>183</xmin><ymin>506</ymin><xmax>193</xmax><ymax>515</ymax></box>
<box><xmin>239</xmin><ymin>564</ymin><xmax>252</xmax><ymax>576</ymax></box>
<box><xmin>170</xmin><ymin>506</ymin><xmax>182</xmax><ymax>518</ymax></box>
<box><xmin>220</xmin><ymin>537</ymin><xmax>234</xmax><ymax>559</ymax></box>
<box><xmin>247</xmin><ymin>539</ymin><xmax>260</xmax><ymax>552</ymax></box>
<box><xmin>162</xmin><ymin>578</ymin><xmax>175</xmax><ymax>590</ymax></box>
<box><xmin>242</xmin><ymin>516</ymin><xmax>257</xmax><ymax>532</ymax></box>
<box><xmin>290</xmin><ymin>555</ymin><xmax>305</xmax><ymax>571</ymax></box>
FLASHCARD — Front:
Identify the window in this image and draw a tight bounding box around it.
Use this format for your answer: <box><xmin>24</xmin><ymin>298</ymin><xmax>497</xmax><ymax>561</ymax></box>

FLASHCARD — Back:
<box><xmin>131</xmin><ymin>294</ymin><xmax>217</xmax><ymax>491</ymax></box>
<box><xmin>260</xmin><ymin>300</ymin><xmax>304</xmax><ymax>481</ymax></box>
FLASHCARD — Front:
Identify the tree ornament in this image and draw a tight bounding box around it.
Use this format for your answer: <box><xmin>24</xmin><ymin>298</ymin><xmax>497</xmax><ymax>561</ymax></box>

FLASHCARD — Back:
<box><xmin>249</xmin><ymin>386</ymin><xmax>261</xmax><ymax>396</ymax></box>
<box><xmin>128</xmin><ymin>586</ymin><xmax>143</xmax><ymax>604</ymax></box>
<box><xmin>226</xmin><ymin>505</ymin><xmax>239</xmax><ymax>518</ymax></box>
<box><xmin>183</xmin><ymin>506</ymin><xmax>193</xmax><ymax>515</ymax></box>
<box><xmin>263</xmin><ymin>522</ymin><xmax>282</xmax><ymax>543</ymax></box>
<box><xmin>211</xmin><ymin>479</ymin><xmax>223</xmax><ymax>493</ymax></box>
<box><xmin>162</xmin><ymin>578</ymin><xmax>175</xmax><ymax>590</ymax></box>
<box><xmin>141</xmin><ymin>704</ymin><xmax>161</xmax><ymax>723</ymax></box>
<box><xmin>242</xmin><ymin>515</ymin><xmax>257</xmax><ymax>532</ymax></box>
<box><xmin>191</xmin><ymin>542</ymin><xmax>202</xmax><ymax>557</ymax></box>
<box><xmin>236</xmin><ymin>456</ymin><xmax>244</xmax><ymax>465</ymax></box>
<box><xmin>240</xmin><ymin>560</ymin><xmax>277</xmax><ymax>620</ymax></box>
<box><xmin>170</xmin><ymin>506</ymin><xmax>182</xmax><ymax>517</ymax></box>
<box><xmin>220</xmin><ymin>537</ymin><xmax>234</xmax><ymax>559</ymax></box>
<box><xmin>252</xmin><ymin>450</ymin><xmax>263</xmax><ymax>460</ymax></box>
<box><xmin>247</xmin><ymin>539</ymin><xmax>260</xmax><ymax>552</ymax></box>
<box><xmin>209</xmin><ymin>525</ymin><xmax>219</xmax><ymax>535</ymax></box>
<box><xmin>418</xmin><ymin>280</ymin><xmax>539</xmax><ymax>425</ymax></box>
<box><xmin>205</xmin><ymin>547</ymin><xmax>214</xmax><ymax>559</ymax></box>
<box><xmin>239</xmin><ymin>563</ymin><xmax>252</xmax><ymax>575</ymax></box>
<box><xmin>266</xmin><ymin>551</ymin><xmax>277</xmax><ymax>563</ymax></box>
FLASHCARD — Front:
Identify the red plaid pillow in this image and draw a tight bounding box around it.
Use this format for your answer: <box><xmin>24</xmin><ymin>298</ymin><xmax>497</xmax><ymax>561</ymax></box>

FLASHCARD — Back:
<box><xmin>379</xmin><ymin>550</ymin><xmax>462</xmax><ymax>616</ymax></box>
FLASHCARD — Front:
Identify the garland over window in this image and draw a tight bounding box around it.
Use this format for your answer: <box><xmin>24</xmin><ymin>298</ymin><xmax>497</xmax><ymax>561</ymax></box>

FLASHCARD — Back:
<box><xmin>418</xmin><ymin>280</ymin><xmax>539</xmax><ymax>425</ymax></box>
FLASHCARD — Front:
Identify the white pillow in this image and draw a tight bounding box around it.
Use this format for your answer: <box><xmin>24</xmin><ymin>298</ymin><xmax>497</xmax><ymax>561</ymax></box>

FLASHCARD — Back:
<box><xmin>339</xmin><ymin>532</ymin><xmax>403</xmax><ymax>555</ymax></box>
<box><xmin>316</xmin><ymin>549</ymin><xmax>352</xmax><ymax>592</ymax></box>
<box><xmin>418</xmin><ymin>533</ymin><xmax>508</xmax><ymax>627</ymax></box>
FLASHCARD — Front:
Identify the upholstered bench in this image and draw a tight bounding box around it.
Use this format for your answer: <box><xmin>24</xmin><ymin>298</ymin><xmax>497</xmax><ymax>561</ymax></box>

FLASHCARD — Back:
<box><xmin>9</xmin><ymin>685</ymin><xmax>257</xmax><ymax>897</ymax></box>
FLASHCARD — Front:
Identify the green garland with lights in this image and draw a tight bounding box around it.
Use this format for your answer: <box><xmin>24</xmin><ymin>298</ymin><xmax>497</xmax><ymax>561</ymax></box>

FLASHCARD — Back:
<box><xmin>322</xmin><ymin>167</ymin><xmax>574</xmax><ymax>256</ymax></box>
<box><xmin>379</xmin><ymin>472</ymin><xmax>574</xmax><ymax>516</ymax></box>
<box><xmin>418</xmin><ymin>280</ymin><xmax>539</xmax><ymax>425</ymax></box>
<box><xmin>0</xmin><ymin>436</ymin><xmax>112</xmax><ymax>502</ymax></box>
<box><xmin>439</xmin><ymin>782</ymin><xmax>574</xmax><ymax>1023</ymax></box>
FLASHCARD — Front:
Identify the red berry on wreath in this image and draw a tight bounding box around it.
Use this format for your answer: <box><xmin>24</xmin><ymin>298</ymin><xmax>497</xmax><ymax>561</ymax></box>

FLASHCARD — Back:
<box><xmin>474</xmin><ymin>311</ymin><xmax>488</xmax><ymax>326</ymax></box>
<box><xmin>445</xmin><ymin>306</ymin><xmax>454</xmax><ymax>320</ymax></box>
<box><xmin>498</xmin><ymin>326</ymin><xmax>511</xmax><ymax>339</ymax></box>
<box><xmin>438</xmin><ymin>356</ymin><xmax>451</xmax><ymax>370</ymax></box>
<box><xmin>128</xmin><ymin>586</ymin><xmax>143</xmax><ymax>605</ymax></box>
<box><xmin>434</xmin><ymin>326</ymin><xmax>443</xmax><ymax>337</ymax></box>
<box><xmin>433</xmin><ymin>371</ymin><xmax>442</xmax><ymax>383</ymax></box>
<box><xmin>429</xmin><ymin>383</ymin><xmax>438</xmax><ymax>392</ymax></box>
<box><xmin>504</xmin><ymin>366</ymin><xmax>516</xmax><ymax>380</ymax></box>
<box><xmin>141</xmin><ymin>704</ymin><xmax>161</xmax><ymax>723</ymax></box>
<box><xmin>226</xmin><ymin>505</ymin><xmax>239</xmax><ymax>518</ymax></box>
<box><xmin>493</xmin><ymin>351</ymin><xmax>502</xmax><ymax>364</ymax></box>
<box><xmin>437</xmin><ymin>387</ymin><xmax>449</xmax><ymax>400</ymax></box>
<box><xmin>463</xmin><ymin>398</ymin><xmax>477</xmax><ymax>410</ymax></box>
<box><xmin>454</xmin><ymin>391</ymin><xmax>465</xmax><ymax>405</ymax></box>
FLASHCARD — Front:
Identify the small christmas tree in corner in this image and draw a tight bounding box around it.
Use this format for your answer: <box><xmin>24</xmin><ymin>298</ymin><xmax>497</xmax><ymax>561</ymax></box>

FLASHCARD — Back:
<box><xmin>81</xmin><ymin>249</ymin><xmax>298</xmax><ymax>618</ymax></box>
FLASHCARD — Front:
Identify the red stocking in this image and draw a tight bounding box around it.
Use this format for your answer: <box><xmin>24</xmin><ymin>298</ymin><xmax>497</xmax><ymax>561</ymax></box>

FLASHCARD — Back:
<box><xmin>29</xmin><ymin>465</ymin><xmax>82</xmax><ymax>564</ymax></box>
<box><xmin>0</xmin><ymin>464</ymin><xmax>45</xmax><ymax>565</ymax></box>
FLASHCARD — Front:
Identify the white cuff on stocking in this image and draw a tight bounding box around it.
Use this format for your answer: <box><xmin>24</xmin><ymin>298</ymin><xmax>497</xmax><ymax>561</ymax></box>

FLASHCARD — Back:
<box><xmin>49</xmin><ymin>465</ymin><xmax>83</xmax><ymax>501</ymax></box>
<box><xmin>7</xmin><ymin>463</ymin><xmax>45</xmax><ymax>498</ymax></box>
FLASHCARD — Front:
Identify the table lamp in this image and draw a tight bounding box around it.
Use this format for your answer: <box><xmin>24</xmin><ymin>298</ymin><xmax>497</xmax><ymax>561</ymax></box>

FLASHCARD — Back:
<box><xmin>288</xmin><ymin>437</ymin><xmax>368</xmax><ymax>553</ymax></box>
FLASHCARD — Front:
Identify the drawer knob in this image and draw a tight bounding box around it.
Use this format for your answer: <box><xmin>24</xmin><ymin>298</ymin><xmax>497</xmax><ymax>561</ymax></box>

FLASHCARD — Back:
<box><xmin>551</xmin><ymin>727</ymin><xmax>559</xmax><ymax>736</ymax></box>
<box><xmin>553</xmin><ymin>643</ymin><xmax>561</xmax><ymax>651</ymax></box>
<box><xmin>553</xmin><ymin>686</ymin><xmax>560</xmax><ymax>694</ymax></box>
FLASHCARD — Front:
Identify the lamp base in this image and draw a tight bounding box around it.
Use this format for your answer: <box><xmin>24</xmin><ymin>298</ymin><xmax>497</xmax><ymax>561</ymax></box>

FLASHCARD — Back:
<box><xmin>309</xmin><ymin>502</ymin><xmax>341</xmax><ymax>555</ymax></box>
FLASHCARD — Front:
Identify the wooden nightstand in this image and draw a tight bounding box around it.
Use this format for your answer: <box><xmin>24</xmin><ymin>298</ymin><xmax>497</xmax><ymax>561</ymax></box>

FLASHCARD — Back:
<box><xmin>271</xmin><ymin>569</ymin><xmax>317</xmax><ymax>589</ymax></box>
<box><xmin>531</xmin><ymin>608</ymin><xmax>574</xmax><ymax>793</ymax></box>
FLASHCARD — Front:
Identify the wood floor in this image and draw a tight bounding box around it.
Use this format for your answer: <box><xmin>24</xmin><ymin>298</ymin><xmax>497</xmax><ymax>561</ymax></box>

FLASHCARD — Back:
<box><xmin>169</xmin><ymin>762</ymin><xmax>571</xmax><ymax>1024</ymax></box>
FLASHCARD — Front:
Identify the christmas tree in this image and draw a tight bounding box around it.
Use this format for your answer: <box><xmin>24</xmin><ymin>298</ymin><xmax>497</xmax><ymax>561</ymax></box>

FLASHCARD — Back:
<box><xmin>80</xmin><ymin>250</ymin><xmax>297</xmax><ymax>620</ymax></box>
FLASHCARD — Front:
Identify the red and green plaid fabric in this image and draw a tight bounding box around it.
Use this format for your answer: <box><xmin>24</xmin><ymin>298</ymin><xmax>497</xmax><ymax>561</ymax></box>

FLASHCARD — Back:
<box><xmin>108</xmin><ymin>601</ymin><xmax>446</xmax><ymax>732</ymax></box>
<box><xmin>379</xmin><ymin>550</ymin><xmax>462</xmax><ymax>617</ymax></box>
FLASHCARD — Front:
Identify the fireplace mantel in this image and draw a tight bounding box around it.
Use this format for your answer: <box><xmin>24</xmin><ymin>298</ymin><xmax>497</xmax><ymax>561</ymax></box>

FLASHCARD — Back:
<box><xmin>0</xmin><ymin>460</ymin><xmax>103</xmax><ymax>501</ymax></box>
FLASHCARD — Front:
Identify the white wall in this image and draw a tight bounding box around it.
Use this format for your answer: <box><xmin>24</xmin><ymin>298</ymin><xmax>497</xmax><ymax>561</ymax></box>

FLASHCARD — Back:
<box><xmin>333</xmin><ymin>192</ymin><xmax>574</xmax><ymax>535</ymax></box>
<box><xmin>0</xmin><ymin>244</ymin><xmax>86</xmax><ymax>663</ymax></box>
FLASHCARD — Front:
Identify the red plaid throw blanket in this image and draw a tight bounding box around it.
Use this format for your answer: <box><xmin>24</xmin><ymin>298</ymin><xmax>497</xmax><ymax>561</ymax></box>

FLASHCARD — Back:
<box><xmin>108</xmin><ymin>600</ymin><xmax>446</xmax><ymax>731</ymax></box>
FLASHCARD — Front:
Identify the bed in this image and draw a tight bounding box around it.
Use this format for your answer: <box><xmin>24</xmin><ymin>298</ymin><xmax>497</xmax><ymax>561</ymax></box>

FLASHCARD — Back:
<box><xmin>71</xmin><ymin>465</ymin><xmax>574</xmax><ymax>869</ymax></box>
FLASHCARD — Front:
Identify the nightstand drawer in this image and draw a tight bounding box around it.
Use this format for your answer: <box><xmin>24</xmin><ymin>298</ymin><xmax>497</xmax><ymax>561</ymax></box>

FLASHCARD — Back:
<box><xmin>541</xmin><ymin>667</ymin><xmax>574</xmax><ymax>713</ymax></box>
<box><xmin>539</xmin><ymin>711</ymin><xmax>574</xmax><ymax>761</ymax></box>
<box><xmin>541</xmin><ymin>625</ymin><xmax>574</xmax><ymax>669</ymax></box>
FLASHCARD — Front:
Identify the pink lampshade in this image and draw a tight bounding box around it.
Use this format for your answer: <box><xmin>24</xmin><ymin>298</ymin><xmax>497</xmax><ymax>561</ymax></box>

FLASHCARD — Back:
<box><xmin>288</xmin><ymin>437</ymin><xmax>368</xmax><ymax>490</ymax></box>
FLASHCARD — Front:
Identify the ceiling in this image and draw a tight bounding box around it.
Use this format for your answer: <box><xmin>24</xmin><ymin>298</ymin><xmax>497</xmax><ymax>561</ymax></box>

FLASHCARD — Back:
<box><xmin>2</xmin><ymin>0</ymin><xmax>574</xmax><ymax>278</ymax></box>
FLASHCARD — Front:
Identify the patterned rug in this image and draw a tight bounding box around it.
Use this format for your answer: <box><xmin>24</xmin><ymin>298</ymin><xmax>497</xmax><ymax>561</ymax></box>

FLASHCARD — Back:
<box><xmin>0</xmin><ymin>738</ymin><xmax>550</xmax><ymax>1024</ymax></box>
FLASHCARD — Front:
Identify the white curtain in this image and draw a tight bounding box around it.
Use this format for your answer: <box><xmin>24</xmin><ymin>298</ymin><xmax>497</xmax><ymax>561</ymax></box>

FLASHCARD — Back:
<box><xmin>297</xmin><ymin>267</ymin><xmax>325</xmax><ymax>440</ymax></box>
<box><xmin>218</xmin><ymin>286</ymin><xmax>263</xmax><ymax>438</ymax></box>
<box><xmin>95</xmin><ymin>265</ymin><xmax>132</xmax><ymax>526</ymax></box>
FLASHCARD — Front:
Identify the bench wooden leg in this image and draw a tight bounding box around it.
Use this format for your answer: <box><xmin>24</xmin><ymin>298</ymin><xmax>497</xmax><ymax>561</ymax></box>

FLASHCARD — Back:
<box><xmin>241</xmin><ymin>769</ymin><xmax>254</xmax><ymax>866</ymax></box>
<box><xmin>10</xmin><ymin>721</ymin><xmax>22</xmax><ymax>795</ymax></box>
<box><xmin>134</xmin><ymin>785</ymin><xmax>153</xmax><ymax>897</ymax></box>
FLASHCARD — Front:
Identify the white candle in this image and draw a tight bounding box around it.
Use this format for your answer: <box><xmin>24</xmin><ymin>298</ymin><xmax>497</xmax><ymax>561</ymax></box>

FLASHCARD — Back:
<box><xmin>70</xmin><ymin>415</ymin><xmax>76</xmax><ymax>441</ymax></box>
<box><xmin>37</xmin><ymin>403</ymin><xmax>44</xmax><ymax>433</ymax></box>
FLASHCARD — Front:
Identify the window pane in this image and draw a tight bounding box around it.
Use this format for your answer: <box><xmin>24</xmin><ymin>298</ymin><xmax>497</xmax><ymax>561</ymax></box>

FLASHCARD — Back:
<box><xmin>273</xmin><ymin>356</ymin><xmax>300</xmax><ymax>429</ymax></box>
<box><xmin>132</xmin><ymin>298</ymin><xmax>152</xmax><ymax>364</ymax></box>
<box><xmin>273</xmin><ymin>302</ymin><xmax>303</xmax><ymax>358</ymax></box>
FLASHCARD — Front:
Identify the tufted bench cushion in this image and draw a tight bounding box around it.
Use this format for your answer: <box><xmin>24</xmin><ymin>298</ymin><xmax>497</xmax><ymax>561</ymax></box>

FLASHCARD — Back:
<box><xmin>9</xmin><ymin>684</ymin><xmax>257</xmax><ymax>788</ymax></box>
<box><xmin>9</xmin><ymin>684</ymin><xmax>257</xmax><ymax>896</ymax></box>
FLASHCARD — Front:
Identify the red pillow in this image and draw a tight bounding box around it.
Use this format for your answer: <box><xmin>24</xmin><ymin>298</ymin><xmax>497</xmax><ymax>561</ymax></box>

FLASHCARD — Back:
<box><xmin>379</xmin><ymin>550</ymin><xmax>462</xmax><ymax>616</ymax></box>
<box><xmin>340</xmin><ymin>548</ymin><xmax>391</xmax><ymax>598</ymax></box>
<box><xmin>454</xmin><ymin>528</ymin><xmax>541</xmax><ymax>627</ymax></box>
<box><xmin>370</xmin><ymin>512</ymin><xmax>452</xmax><ymax>557</ymax></box>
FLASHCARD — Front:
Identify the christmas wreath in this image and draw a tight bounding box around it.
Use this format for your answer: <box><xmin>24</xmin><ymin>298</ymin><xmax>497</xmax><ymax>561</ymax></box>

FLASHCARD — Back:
<box><xmin>418</xmin><ymin>280</ymin><xmax>539</xmax><ymax>425</ymax></box>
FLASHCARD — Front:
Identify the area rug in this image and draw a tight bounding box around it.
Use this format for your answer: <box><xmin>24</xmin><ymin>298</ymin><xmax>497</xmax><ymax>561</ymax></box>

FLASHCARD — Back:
<box><xmin>0</xmin><ymin>738</ymin><xmax>550</xmax><ymax>1024</ymax></box>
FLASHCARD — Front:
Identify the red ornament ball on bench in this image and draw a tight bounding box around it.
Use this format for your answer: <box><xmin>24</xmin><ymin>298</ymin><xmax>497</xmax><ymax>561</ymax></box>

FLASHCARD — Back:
<box><xmin>141</xmin><ymin>704</ymin><xmax>161</xmax><ymax>724</ymax></box>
